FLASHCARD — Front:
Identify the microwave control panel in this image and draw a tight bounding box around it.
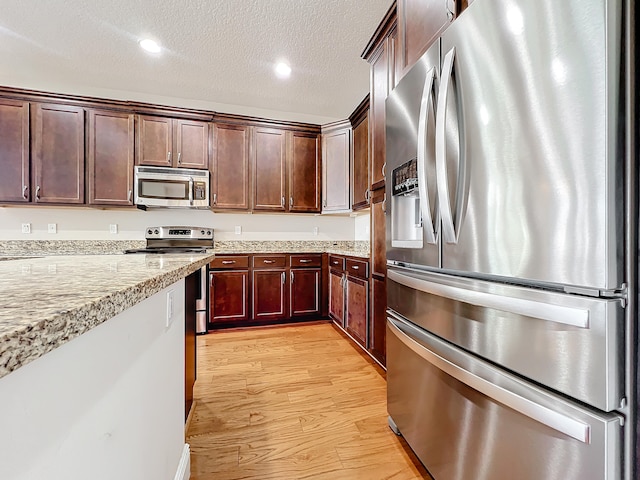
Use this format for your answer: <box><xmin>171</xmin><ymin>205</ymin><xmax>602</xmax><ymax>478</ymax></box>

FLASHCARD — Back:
<box><xmin>194</xmin><ymin>182</ymin><xmax>207</xmax><ymax>200</ymax></box>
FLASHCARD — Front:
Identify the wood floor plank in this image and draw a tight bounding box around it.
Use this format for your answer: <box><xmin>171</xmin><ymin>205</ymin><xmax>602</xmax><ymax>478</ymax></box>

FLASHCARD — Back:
<box><xmin>187</xmin><ymin>323</ymin><xmax>432</xmax><ymax>480</ymax></box>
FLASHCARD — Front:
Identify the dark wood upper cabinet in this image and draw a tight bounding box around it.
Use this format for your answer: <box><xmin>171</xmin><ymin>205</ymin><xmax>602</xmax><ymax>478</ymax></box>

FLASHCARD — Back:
<box><xmin>212</xmin><ymin>123</ymin><xmax>250</xmax><ymax>210</ymax></box>
<box><xmin>397</xmin><ymin>0</ymin><xmax>452</xmax><ymax>78</ymax></box>
<box><xmin>350</xmin><ymin>97</ymin><xmax>370</xmax><ymax>211</ymax></box>
<box><xmin>174</xmin><ymin>119</ymin><xmax>209</xmax><ymax>169</ymax></box>
<box><xmin>87</xmin><ymin>110</ymin><xmax>134</xmax><ymax>206</ymax></box>
<box><xmin>136</xmin><ymin>115</ymin><xmax>172</xmax><ymax>167</ymax></box>
<box><xmin>253</xmin><ymin>127</ymin><xmax>287</xmax><ymax>211</ymax></box>
<box><xmin>32</xmin><ymin>103</ymin><xmax>84</xmax><ymax>204</ymax></box>
<box><xmin>0</xmin><ymin>99</ymin><xmax>30</xmax><ymax>203</ymax></box>
<box><xmin>288</xmin><ymin>131</ymin><xmax>320</xmax><ymax>212</ymax></box>
<box><xmin>136</xmin><ymin>115</ymin><xmax>209</xmax><ymax>169</ymax></box>
<box><xmin>322</xmin><ymin>122</ymin><xmax>351</xmax><ymax>212</ymax></box>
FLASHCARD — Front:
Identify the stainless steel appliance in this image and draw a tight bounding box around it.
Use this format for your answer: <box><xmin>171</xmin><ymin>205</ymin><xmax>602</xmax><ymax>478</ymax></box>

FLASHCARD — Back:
<box><xmin>384</xmin><ymin>1</ymin><xmax>634</xmax><ymax>479</ymax></box>
<box><xmin>124</xmin><ymin>226</ymin><xmax>214</xmax><ymax>334</ymax></box>
<box><xmin>134</xmin><ymin>166</ymin><xmax>210</xmax><ymax>209</ymax></box>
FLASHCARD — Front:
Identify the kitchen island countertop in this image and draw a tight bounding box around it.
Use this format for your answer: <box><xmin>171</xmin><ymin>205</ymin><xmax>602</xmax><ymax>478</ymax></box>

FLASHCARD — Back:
<box><xmin>0</xmin><ymin>253</ymin><xmax>214</xmax><ymax>380</ymax></box>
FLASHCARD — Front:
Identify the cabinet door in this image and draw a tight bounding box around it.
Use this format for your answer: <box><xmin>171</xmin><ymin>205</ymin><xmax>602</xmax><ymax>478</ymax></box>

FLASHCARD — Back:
<box><xmin>346</xmin><ymin>275</ymin><xmax>369</xmax><ymax>348</ymax></box>
<box><xmin>87</xmin><ymin>110</ymin><xmax>134</xmax><ymax>205</ymax></box>
<box><xmin>369</xmin><ymin>41</ymin><xmax>390</xmax><ymax>191</ymax></box>
<box><xmin>212</xmin><ymin>123</ymin><xmax>249</xmax><ymax>210</ymax></box>
<box><xmin>32</xmin><ymin>103</ymin><xmax>84</xmax><ymax>204</ymax></box>
<box><xmin>288</xmin><ymin>131</ymin><xmax>320</xmax><ymax>212</ymax></box>
<box><xmin>210</xmin><ymin>271</ymin><xmax>250</xmax><ymax>323</ymax></box>
<box><xmin>322</xmin><ymin>127</ymin><xmax>351</xmax><ymax>212</ymax></box>
<box><xmin>329</xmin><ymin>270</ymin><xmax>345</xmax><ymax>327</ymax></box>
<box><xmin>252</xmin><ymin>269</ymin><xmax>287</xmax><ymax>320</ymax></box>
<box><xmin>0</xmin><ymin>99</ymin><xmax>29</xmax><ymax>202</ymax></box>
<box><xmin>371</xmin><ymin>188</ymin><xmax>387</xmax><ymax>278</ymax></box>
<box><xmin>290</xmin><ymin>268</ymin><xmax>321</xmax><ymax>317</ymax></box>
<box><xmin>369</xmin><ymin>276</ymin><xmax>387</xmax><ymax>366</ymax></box>
<box><xmin>136</xmin><ymin>115</ymin><xmax>173</xmax><ymax>167</ymax></box>
<box><xmin>253</xmin><ymin>127</ymin><xmax>286</xmax><ymax>211</ymax></box>
<box><xmin>351</xmin><ymin>112</ymin><xmax>370</xmax><ymax>211</ymax></box>
<box><xmin>397</xmin><ymin>0</ymin><xmax>452</xmax><ymax>76</ymax></box>
<box><xmin>174</xmin><ymin>119</ymin><xmax>209</xmax><ymax>169</ymax></box>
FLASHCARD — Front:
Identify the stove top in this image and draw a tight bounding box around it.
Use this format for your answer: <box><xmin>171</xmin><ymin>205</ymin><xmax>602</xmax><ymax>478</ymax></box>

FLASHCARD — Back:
<box><xmin>124</xmin><ymin>226</ymin><xmax>214</xmax><ymax>254</ymax></box>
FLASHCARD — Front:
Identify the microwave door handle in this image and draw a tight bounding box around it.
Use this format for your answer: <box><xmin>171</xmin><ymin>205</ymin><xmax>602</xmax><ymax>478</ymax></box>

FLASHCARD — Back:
<box><xmin>189</xmin><ymin>177</ymin><xmax>194</xmax><ymax>206</ymax></box>
<box><xmin>436</xmin><ymin>47</ymin><xmax>457</xmax><ymax>244</ymax></box>
<box><xmin>417</xmin><ymin>67</ymin><xmax>437</xmax><ymax>244</ymax></box>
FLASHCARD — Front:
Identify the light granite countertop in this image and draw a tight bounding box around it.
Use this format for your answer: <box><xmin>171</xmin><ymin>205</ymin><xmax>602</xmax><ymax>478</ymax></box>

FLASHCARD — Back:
<box><xmin>0</xmin><ymin>253</ymin><xmax>214</xmax><ymax>380</ymax></box>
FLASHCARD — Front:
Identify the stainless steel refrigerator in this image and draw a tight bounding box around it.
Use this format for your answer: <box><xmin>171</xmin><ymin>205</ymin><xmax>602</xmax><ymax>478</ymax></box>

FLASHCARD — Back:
<box><xmin>384</xmin><ymin>0</ymin><xmax>635</xmax><ymax>479</ymax></box>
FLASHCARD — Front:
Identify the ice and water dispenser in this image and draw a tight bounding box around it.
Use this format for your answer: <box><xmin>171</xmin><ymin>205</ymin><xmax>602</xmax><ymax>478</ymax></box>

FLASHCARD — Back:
<box><xmin>391</xmin><ymin>158</ymin><xmax>423</xmax><ymax>249</ymax></box>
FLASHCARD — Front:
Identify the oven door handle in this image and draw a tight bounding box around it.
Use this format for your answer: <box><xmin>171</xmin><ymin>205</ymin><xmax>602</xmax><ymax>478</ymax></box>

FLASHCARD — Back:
<box><xmin>189</xmin><ymin>177</ymin><xmax>194</xmax><ymax>206</ymax></box>
<box><xmin>387</xmin><ymin>316</ymin><xmax>591</xmax><ymax>444</ymax></box>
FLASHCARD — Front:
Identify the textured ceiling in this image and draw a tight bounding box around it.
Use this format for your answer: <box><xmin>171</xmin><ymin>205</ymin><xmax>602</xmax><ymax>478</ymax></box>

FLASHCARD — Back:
<box><xmin>0</xmin><ymin>0</ymin><xmax>392</xmax><ymax>124</ymax></box>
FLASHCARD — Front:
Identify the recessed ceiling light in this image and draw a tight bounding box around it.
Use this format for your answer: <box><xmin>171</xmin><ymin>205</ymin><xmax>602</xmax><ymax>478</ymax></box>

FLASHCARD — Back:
<box><xmin>139</xmin><ymin>38</ymin><xmax>162</xmax><ymax>54</ymax></box>
<box><xmin>275</xmin><ymin>62</ymin><xmax>292</xmax><ymax>79</ymax></box>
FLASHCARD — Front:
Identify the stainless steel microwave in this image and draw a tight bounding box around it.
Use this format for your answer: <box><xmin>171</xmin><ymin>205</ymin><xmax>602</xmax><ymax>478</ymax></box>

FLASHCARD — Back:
<box><xmin>134</xmin><ymin>166</ymin><xmax>210</xmax><ymax>209</ymax></box>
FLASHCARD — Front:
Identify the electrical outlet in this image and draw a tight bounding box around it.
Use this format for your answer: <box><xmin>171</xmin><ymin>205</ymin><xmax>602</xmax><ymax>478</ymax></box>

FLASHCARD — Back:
<box><xmin>166</xmin><ymin>290</ymin><xmax>175</xmax><ymax>327</ymax></box>
<box><xmin>313</xmin><ymin>226</ymin><xmax>319</xmax><ymax>236</ymax></box>
<box><xmin>234</xmin><ymin>226</ymin><xmax>242</xmax><ymax>235</ymax></box>
<box><xmin>21</xmin><ymin>223</ymin><xmax>31</xmax><ymax>234</ymax></box>
<box><xmin>48</xmin><ymin>223</ymin><xmax>57</xmax><ymax>234</ymax></box>
<box><xmin>109</xmin><ymin>224</ymin><xmax>118</xmax><ymax>234</ymax></box>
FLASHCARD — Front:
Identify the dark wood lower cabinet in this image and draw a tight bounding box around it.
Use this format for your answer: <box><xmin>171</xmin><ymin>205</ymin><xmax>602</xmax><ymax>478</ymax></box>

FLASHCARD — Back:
<box><xmin>346</xmin><ymin>275</ymin><xmax>369</xmax><ymax>347</ymax></box>
<box><xmin>290</xmin><ymin>268</ymin><xmax>321</xmax><ymax>317</ymax></box>
<box><xmin>368</xmin><ymin>276</ymin><xmax>387</xmax><ymax>366</ymax></box>
<box><xmin>329</xmin><ymin>269</ymin><xmax>345</xmax><ymax>327</ymax></box>
<box><xmin>210</xmin><ymin>270</ymin><xmax>250</xmax><ymax>324</ymax></box>
<box><xmin>252</xmin><ymin>269</ymin><xmax>287</xmax><ymax>320</ymax></box>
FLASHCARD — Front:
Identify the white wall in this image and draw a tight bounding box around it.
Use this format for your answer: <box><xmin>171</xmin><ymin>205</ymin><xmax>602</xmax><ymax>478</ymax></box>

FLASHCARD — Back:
<box><xmin>354</xmin><ymin>213</ymin><xmax>371</xmax><ymax>241</ymax></box>
<box><xmin>0</xmin><ymin>281</ymin><xmax>186</xmax><ymax>480</ymax></box>
<box><xmin>0</xmin><ymin>206</ymin><xmax>366</xmax><ymax>241</ymax></box>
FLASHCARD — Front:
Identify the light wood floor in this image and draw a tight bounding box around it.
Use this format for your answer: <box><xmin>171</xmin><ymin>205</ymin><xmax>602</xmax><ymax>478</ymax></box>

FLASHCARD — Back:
<box><xmin>187</xmin><ymin>322</ymin><xmax>432</xmax><ymax>480</ymax></box>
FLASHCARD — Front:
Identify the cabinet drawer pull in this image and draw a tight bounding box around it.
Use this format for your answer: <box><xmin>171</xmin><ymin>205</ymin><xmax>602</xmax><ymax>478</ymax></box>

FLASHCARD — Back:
<box><xmin>281</xmin><ymin>271</ymin><xmax>286</xmax><ymax>284</ymax></box>
<box><xmin>382</xmin><ymin>162</ymin><xmax>386</xmax><ymax>178</ymax></box>
<box><xmin>281</xmin><ymin>196</ymin><xmax>285</xmax><ymax>207</ymax></box>
<box><xmin>352</xmin><ymin>265</ymin><xmax>360</xmax><ymax>270</ymax></box>
<box><xmin>213</xmin><ymin>193</ymin><xmax>217</xmax><ymax>205</ymax></box>
<box><xmin>263</xmin><ymin>259</ymin><xmax>275</xmax><ymax>264</ymax></box>
<box><xmin>333</xmin><ymin>260</ymin><xmax>339</xmax><ymax>265</ymax></box>
<box><xmin>128</xmin><ymin>189</ymin><xmax>132</xmax><ymax>202</ymax></box>
<box><xmin>221</xmin><ymin>260</ymin><xmax>235</xmax><ymax>265</ymax></box>
<box><xmin>289</xmin><ymin>196</ymin><xmax>293</xmax><ymax>207</ymax></box>
<box><xmin>167</xmin><ymin>151</ymin><xmax>172</xmax><ymax>163</ymax></box>
<box><xmin>299</xmin><ymin>259</ymin><xmax>312</xmax><ymax>263</ymax></box>
<box><xmin>22</xmin><ymin>185</ymin><xmax>28</xmax><ymax>199</ymax></box>
<box><xmin>291</xmin><ymin>271</ymin><xmax>294</xmax><ymax>283</ymax></box>
<box><xmin>177</xmin><ymin>152</ymin><xmax>182</xmax><ymax>164</ymax></box>
<box><xmin>35</xmin><ymin>185</ymin><xmax>41</xmax><ymax>200</ymax></box>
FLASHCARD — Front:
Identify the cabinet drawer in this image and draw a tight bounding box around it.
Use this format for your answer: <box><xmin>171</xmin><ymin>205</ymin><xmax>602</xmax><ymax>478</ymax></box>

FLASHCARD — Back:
<box><xmin>290</xmin><ymin>254</ymin><xmax>322</xmax><ymax>268</ymax></box>
<box><xmin>346</xmin><ymin>258</ymin><xmax>369</xmax><ymax>279</ymax></box>
<box><xmin>210</xmin><ymin>255</ymin><xmax>249</xmax><ymax>269</ymax></box>
<box><xmin>253</xmin><ymin>255</ymin><xmax>287</xmax><ymax>268</ymax></box>
<box><xmin>329</xmin><ymin>255</ymin><xmax>345</xmax><ymax>271</ymax></box>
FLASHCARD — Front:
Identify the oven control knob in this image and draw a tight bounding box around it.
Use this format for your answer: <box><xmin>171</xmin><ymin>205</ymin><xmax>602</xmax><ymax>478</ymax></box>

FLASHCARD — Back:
<box><xmin>201</xmin><ymin>230</ymin><xmax>205</xmax><ymax>235</ymax></box>
<box><xmin>154</xmin><ymin>229</ymin><xmax>159</xmax><ymax>234</ymax></box>
<box><xmin>147</xmin><ymin>229</ymin><xmax>153</xmax><ymax>235</ymax></box>
<box><xmin>207</xmin><ymin>230</ymin><xmax>211</xmax><ymax>235</ymax></box>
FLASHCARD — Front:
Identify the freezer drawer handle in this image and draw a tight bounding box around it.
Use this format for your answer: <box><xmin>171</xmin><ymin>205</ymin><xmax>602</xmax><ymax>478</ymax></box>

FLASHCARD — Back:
<box><xmin>387</xmin><ymin>317</ymin><xmax>591</xmax><ymax>444</ymax></box>
<box><xmin>387</xmin><ymin>269</ymin><xmax>589</xmax><ymax>329</ymax></box>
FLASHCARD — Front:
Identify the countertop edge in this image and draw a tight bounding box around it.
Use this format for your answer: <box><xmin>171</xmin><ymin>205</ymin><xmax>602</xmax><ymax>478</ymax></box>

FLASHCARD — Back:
<box><xmin>0</xmin><ymin>255</ymin><xmax>213</xmax><ymax>380</ymax></box>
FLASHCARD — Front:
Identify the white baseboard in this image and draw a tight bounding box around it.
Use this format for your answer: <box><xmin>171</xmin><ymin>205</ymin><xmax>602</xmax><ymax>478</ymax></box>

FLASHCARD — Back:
<box><xmin>174</xmin><ymin>443</ymin><xmax>191</xmax><ymax>480</ymax></box>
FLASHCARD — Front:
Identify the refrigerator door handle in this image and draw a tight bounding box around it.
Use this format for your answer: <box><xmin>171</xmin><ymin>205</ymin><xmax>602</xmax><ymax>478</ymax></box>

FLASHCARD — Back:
<box><xmin>435</xmin><ymin>47</ymin><xmax>459</xmax><ymax>244</ymax></box>
<box><xmin>387</xmin><ymin>268</ymin><xmax>589</xmax><ymax>329</ymax></box>
<box><xmin>387</xmin><ymin>316</ymin><xmax>591</xmax><ymax>444</ymax></box>
<box><xmin>417</xmin><ymin>67</ymin><xmax>438</xmax><ymax>244</ymax></box>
